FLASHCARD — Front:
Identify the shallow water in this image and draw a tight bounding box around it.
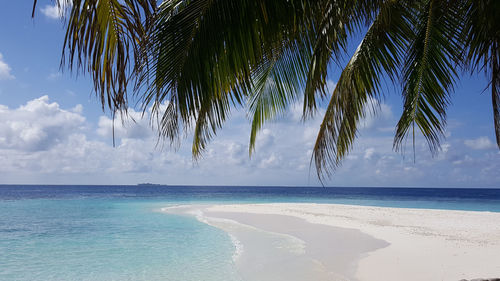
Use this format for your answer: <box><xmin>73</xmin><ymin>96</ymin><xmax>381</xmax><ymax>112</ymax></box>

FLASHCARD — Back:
<box><xmin>1</xmin><ymin>185</ymin><xmax>499</xmax><ymax>281</ymax></box>
<box><xmin>0</xmin><ymin>199</ymin><xmax>239</xmax><ymax>281</ymax></box>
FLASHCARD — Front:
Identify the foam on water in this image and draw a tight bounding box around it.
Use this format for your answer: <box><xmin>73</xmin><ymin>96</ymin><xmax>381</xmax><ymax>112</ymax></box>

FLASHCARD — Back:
<box><xmin>161</xmin><ymin>204</ymin><xmax>330</xmax><ymax>281</ymax></box>
<box><xmin>162</xmin><ymin>205</ymin><xmax>246</xmax><ymax>262</ymax></box>
<box><xmin>228</xmin><ymin>233</ymin><xmax>244</xmax><ymax>261</ymax></box>
<box><xmin>187</xmin><ymin>206</ymin><xmax>243</xmax><ymax>262</ymax></box>
<box><xmin>162</xmin><ymin>205</ymin><xmax>308</xmax><ymax>264</ymax></box>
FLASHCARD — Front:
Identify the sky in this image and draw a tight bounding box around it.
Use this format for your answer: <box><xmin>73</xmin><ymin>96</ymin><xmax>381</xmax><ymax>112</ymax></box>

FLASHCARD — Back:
<box><xmin>0</xmin><ymin>1</ymin><xmax>498</xmax><ymax>187</ymax></box>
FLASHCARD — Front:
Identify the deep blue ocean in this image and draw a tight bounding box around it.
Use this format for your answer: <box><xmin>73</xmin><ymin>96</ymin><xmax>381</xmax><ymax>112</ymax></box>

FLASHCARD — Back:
<box><xmin>1</xmin><ymin>185</ymin><xmax>499</xmax><ymax>281</ymax></box>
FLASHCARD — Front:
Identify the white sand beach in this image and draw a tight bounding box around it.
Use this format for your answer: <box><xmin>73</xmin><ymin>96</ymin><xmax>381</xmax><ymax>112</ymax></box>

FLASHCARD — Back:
<box><xmin>163</xmin><ymin>203</ymin><xmax>500</xmax><ymax>281</ymax></box>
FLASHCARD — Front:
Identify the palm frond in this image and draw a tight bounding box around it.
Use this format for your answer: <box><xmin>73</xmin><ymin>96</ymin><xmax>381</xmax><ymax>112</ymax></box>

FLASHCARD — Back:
<box><xmin>32</xmin><ymin>0</ymin><xmax>38</xmax><ymax>17</ymax></box>
<box><xmin>462</xmin><ymin>0</ymin><xmax>500</xmax><ymax>148</ymax></box>
<box><xmin>248</xmin><ymin>40</ymin><xmax>311</xmax><ymax>155</ymax></box>
<box><xmin>494</xmin><ymin>50</ymin><xmax>500</xmax><ymax>148</ymax></box>
<box><xmin>61</xmin><ymin>0</ymin><xmax>156</xmax><ymax>112</ymax></box>
<box><xmin>313</xmin><ymin>0</ymin><xmax>413</xmax><ymax>180</ymax></box>
<box><xmin>302</xmin><ymin>0</ymin><xmax>384</xmax><ymax>118</ymax></box>
<box><xmin>394</xmin><ymin>0</ymin><xmax>464</xmax><ymax>155</ymax></box>
<box><xmin>302</xmin><ymin>0</ymin><xmax>349</xmax><ymax>118</ymax></box>
<box><xmin>140</xmin><ymin>0</ymin><xmax>317</xmax><ymax>157</ymax></box>
<box><xmin>32</xmin><ymin>0</ymin><xmax>500</xmax><ymax>181</ymax></box>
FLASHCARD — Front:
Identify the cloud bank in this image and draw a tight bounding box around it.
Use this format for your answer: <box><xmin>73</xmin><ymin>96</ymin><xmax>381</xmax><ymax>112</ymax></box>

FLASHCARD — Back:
<box><xmin>0</xmin><ymin>95</ymin><xmax>498</xmax><ymax>187</ymax></box>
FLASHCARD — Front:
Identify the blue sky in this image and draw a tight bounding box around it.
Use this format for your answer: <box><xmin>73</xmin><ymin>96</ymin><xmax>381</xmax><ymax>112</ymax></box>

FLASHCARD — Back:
<box><xmin>0</xmin><ymin>1</ymin><xmax>498</xmax><ymax>187</ymax></box>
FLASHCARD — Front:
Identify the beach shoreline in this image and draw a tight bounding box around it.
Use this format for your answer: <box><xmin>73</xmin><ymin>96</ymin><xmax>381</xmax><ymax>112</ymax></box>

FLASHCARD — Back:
<box><xmin>162</xmin><ymin>203</ymin><xmax>500</xmax><ymax>281</ymax></box>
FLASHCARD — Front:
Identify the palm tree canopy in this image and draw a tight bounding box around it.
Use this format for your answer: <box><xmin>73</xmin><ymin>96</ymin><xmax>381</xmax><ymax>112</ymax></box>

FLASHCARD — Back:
<box><xmin>32</xmin><ymin>0</ymin><xmax>500</xmax><ymax>181</ymax></box>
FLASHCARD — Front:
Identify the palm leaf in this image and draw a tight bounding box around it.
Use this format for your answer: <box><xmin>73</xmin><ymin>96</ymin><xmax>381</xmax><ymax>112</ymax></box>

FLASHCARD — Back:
<box><xmin>302</xmin><ymin>0</ymin><xmax>382</xmax><ymax>118</ymax></box>
<box><xmin>313</xmin><ymin>0</ymin><xmax>413</xmax><ymax>180</ymax></box>
<box><xmin>247</xmin><ymin>39</ymin><xmax>311</xmax><ymax>155</ymax></box>
<box><xmin>32</xmin><ymin>0</ymin><xmax>500</xmax><ymax>180</ymax></box>
<box><xmin>462</xmin><ymin>0</ymin><xmax>500</xmax><ymax>148</ymax></box>
<box><xmin>302</xmin><ymin>0</ymin><xmax>349</xmax><ymax>119</ymax></box>
<box><xmin>60</xmin><ymin>0</ymin><xmax>156</xmax><ymax>112</ymax></box>
<box><xmin>140</xmin><ymin>0</ymin><xmax>318</xmax><ymax>157</ymax></box>
<box><xmin>394</xmin><ymin>0</ymin><xmax>464</xmax><ymax>155</ymax></box>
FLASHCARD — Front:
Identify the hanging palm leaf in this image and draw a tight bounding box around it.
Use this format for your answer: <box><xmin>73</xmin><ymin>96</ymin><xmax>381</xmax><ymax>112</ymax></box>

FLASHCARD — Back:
<box><xmin>462</xmin><ymin>0</ymin><xmax>500</xmax><ymax>148</ymax></box>
<box><xmin>313</xmin><ymin>0</ymin><xmax>413</xmax><ymax>180</ymax></box>
<box><xmin>31</xmin><ymin>0</ymin><xmax>500</xmax><ymax>180</ymax></box>
<box><xmin>394</xmin><ymin>0</ymin><xmax>465</xmax><ymax>157</ymax></box>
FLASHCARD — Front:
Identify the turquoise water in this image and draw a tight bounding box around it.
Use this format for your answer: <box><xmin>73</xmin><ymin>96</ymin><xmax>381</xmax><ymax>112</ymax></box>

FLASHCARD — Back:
<box><xmin>1</xmin><ymin>185</ymin><xmax>499</xmax><ymax>280</ymax></box>
<box><xmin>0</xmin><ymin>199</ymin><xmax>239</xmax><ymax>281</ymax></box>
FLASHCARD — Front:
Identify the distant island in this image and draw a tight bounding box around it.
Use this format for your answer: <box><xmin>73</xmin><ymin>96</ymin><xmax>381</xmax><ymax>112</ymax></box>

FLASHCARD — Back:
<box><xmin>137</xmin><ymin>183</ymin><xmax>162</xmax><ymax>186</ymax></box>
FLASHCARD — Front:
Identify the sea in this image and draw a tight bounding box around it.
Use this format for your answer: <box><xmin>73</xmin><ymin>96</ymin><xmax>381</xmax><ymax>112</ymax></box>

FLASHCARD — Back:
<box><xmin>1</xmin><ymin>185</ymin><xmax>499</xmax><ymax>281</ymax></box>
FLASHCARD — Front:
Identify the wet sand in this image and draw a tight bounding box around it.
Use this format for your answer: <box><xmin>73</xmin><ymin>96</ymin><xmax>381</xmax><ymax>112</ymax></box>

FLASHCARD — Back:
<box><xmin>207</xmin><ymin>203</ymin><xmax>500</xmax><ymax>281</ymax></box>
<box><xmin>162</xmin><ymin>204</ymin><xmax>388</xmax><ymax>281</ymax></box>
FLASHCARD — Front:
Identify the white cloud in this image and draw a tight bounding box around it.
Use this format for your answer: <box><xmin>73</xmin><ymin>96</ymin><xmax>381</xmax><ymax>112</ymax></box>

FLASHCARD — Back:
<box><xmin>0</xmin><ymin>96</ymin><xmax>499</xmax><ymax>187</ymax></box>
<box><xmin>41</xmin><ymin>4</ymin><xmax>65</xmax><ymax>19</ymax></box>
<box><xmin>96</xmin><ymin>109</ymin><xmax>153</xmax><ymax>141</ymax></box>
<box><xmin>254</xmin><ymin>128</ymin><xmax>275</xmax><ymax>151</ymax></box>
<box><xmin>326</xmin><ymin>80</ymin><xmax>337</xmax><ymax>93</ymax></box>
<box><xmin>363</xmin><ymin>147</ymin><xmax>376</xmax><ymax>160</ymax></box>
<box><xmin>0</xmin><ymin>53</ymin><xmax>14</xmax><ymax>80</ymax></box>
<box><xmin>0</xmin><ymin>96</ymin><xmax>85</xmax><ymax>151</ymax></box>
<box><xmin>0</xmin><ymin>96</ymin><xmax>185</xmax><ymax>181</ymax></box>
<box><xmin>289</xmin><ymin>102</ymin><xmax>303</xmax><ymax>122</ymax></box>
<box><xmin>464</xmin><ymin>136</ymin><xmax>496</xmax><ymax>150</ymax></box>
<box><xmin>259</xmin><ymin>153</ymin><xmax>280</xmax><ymax>169</ymax></box>
<box><xmin>359</xmin><ymin>97</ymin><xmax>393</xmax><ymax>130</ymax></box>
<box><xmin>47</xmin><ymin>72</ymin><xmax>62</xmax><ymax>80</ymax></box>
<box><xmin>72</xmin><ymin>104</ymin><xmax>83</xmax><ymax>114</ymax></box>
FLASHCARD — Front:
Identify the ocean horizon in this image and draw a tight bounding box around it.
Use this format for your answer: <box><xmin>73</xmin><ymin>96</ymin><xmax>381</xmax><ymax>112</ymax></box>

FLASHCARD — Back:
<box><xmin>2</xmin><ymin>184</ymin><xmax>500</xmax><ymax>211</ymax></box>
<box><xmin>1</xmin><ymin>185</ymin><xmax>499</xmax><ymax>281</ymax></box>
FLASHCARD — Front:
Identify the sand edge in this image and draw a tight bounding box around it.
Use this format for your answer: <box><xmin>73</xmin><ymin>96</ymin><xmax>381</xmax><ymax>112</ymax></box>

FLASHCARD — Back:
<box><xmin>205</xmin><ymin>203</ymin><xmax>500</xmax><ymax>281</ymax></box>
